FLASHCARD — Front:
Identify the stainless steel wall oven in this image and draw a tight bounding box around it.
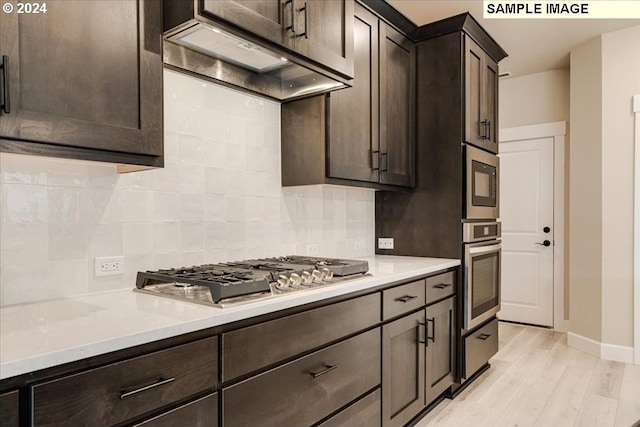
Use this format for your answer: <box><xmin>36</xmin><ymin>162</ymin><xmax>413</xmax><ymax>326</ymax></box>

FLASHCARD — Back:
<box><xmin>463</xmin><ymin>221</ymin><xmax>501</xmax><ymax>331</ymax></box>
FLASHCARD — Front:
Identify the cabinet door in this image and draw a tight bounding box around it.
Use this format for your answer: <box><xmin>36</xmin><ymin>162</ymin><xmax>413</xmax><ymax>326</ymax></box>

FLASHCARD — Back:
<box><xmin>327</xmin><ymin>4</ymin><xmax>378</xmax><ymax>183</ymax></box>
<box><xmin>0</xmin><ymin>1</ymin><xmax>162</xmax><ymax>158</ymax></box>
<box><xmin>201</xmin><ymin>0</ymin><xmax>289</xmax><ymax>48</ymax></box>
<box><xmin>379</xmin><ymin>23</ymin><xmax>415</xmax><ymax>188</ymax></box>
<box><xmin>464</xmin><ymin>36</ymin><xmax>485</xmax><ymax>147</ymax></box>
<box><xmin>295</xmin><ymin>0</ymin><xmax>354</xmax><ymax>78</ymax></box>
<box><xmin>0</xmin><ymin>390</ymin><xmax>19</xmax><ymax>427</ymax></box>
<box><xmin>382</xmin><ymin>310</ymin><xmax>425</xmax><ymax>427</ymax></box>
<box><xmin>483</xmin><ymin>54</ymin><xmax>499</xmax><ymax>152</ymax></box>
<box><xmin>425</xmin><ymin>297</ymin><xmax>455</xmax><ymax>404</ymax></box>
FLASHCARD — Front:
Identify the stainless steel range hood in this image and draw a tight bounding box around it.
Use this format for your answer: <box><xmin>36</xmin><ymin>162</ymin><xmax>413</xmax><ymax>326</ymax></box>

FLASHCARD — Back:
<box><xmin>162</xmin><ymin>1</ymin><xmax>351</xmax><ymax>101</ymax></box>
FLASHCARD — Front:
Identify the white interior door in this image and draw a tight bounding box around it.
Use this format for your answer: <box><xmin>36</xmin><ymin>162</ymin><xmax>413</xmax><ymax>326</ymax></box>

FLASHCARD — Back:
<box><xmin>499</xmin><ymin>137</ymin><xmax>554</xmax><ymax>327</ymax></box>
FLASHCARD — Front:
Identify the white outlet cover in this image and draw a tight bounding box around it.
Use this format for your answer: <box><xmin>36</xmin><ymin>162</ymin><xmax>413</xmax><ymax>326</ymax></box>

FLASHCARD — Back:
<box><xmin>94</xmin><ymin>256</ymin><xmax>125</xmax><ymax>277</ymax></box>
<box><xmin>378</xmin><ymin>238</ymin><xmax>394</xmax><ymax>250</ymax></box>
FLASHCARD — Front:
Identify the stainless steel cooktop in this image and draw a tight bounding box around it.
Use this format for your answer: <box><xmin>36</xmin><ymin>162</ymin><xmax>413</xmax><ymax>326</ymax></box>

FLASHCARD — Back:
<box><xmin>135</xmin><ymin>256</ymin><xmax>370</xmax><ymax>308</ymax></box>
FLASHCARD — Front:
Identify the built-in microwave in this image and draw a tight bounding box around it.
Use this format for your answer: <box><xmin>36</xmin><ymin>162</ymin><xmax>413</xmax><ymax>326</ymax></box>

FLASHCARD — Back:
<box><xmin>465</xmin><ymin>144</ymin><xmax>499</xmax><ymax>220</ymax></box>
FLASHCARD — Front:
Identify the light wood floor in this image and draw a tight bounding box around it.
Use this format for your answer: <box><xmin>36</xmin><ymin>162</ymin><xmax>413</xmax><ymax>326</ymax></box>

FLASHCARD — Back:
<box><xmin>416</xmin><ymin>322</ymin><xmax>640</xmax><ymax>427</ymax></box>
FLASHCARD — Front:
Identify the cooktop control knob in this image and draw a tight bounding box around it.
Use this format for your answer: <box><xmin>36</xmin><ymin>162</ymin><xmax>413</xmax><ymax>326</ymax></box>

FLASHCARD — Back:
<box><xmin>289</xmin><ymin>273</ymin><xmax>302</xmax><ymax>288</ymax></box>
<box><xmin>312</xmin><ymin>269</ymin><xmax>324</xmax><ymax>283</ymax></box>
<box><xmin>276</xmin><ymin>275</ymin><xmax>289</xmax><ymax>290</ymax></box>
<box><xmin>321</xmin><ymin>268</ymin><xmax>333</xmax><ymax>281</ymax></box>
<box><xmin>301</xmin><ymin>270</ymin><xmax>313</xmax><ymax>285</ymax></box>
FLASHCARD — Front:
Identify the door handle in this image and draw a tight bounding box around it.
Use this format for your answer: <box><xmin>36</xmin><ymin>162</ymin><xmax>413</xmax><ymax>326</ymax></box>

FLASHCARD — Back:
<box><xmin>536</xmin><ymin>240</ymin><xmax>551</xmax><ymax>247</ymax></box>
<box><xmin>298</xmin><ymin>1</ymin><xmax>308</xmax><ymax>39</ymax></box>
<box><xmin>285</xmin><ymin>0</ymin><xmax>295</xmax><ymax>34</ymax></box>
<box><xmin>543</xmin><ymin>226</ymin><xmax>551</xmax><ymax>233</ymax></box>
<box><xmin>371</xmin><ymin>150</ymin><xmax>380</xmax><ymax>171</ymax></box>
<box><xmin>426</xmin><ymin>318</ymin><xmax>435</xmax><ymax>343</ymax></box>
<box><xmin>1</xmin><ymin>55</ymin><xmax>9</xmax><ymax>114</ymax></box>
<box><xmin>380</xmin><ymin>152</ymin><xmax>388</xmax><ymax>172</ymax></box>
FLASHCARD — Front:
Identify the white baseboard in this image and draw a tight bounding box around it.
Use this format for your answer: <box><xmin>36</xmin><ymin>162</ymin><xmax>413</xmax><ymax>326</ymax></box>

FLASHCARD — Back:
<box><xmin>601</xmin><ymin>343</ymin><xmax>634</xmax><ymax>364</ymax></box>
<box><xmin>567</xmin><ymin>332</ymin><xmax>601</xmax><ymax>358</ymax></box>
<box><xmin>567</xmin><ymin>332</ymin><xmax>634</xmax><ymax>363</ymax></box>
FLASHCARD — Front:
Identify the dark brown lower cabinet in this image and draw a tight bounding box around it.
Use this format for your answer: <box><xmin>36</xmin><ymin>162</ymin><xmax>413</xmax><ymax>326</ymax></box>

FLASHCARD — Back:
<box><xmin>425</xmin><ymin>297</ymin><xmax>456</xmax><ymax>403</ymax></box>
<box><xmin>133</xmin><ymin>393</ymin><xmax>218</xmax><ymax>427</ymax></box>
<box><xmin>382</xmin><ymin>310</ymin><xmax>426</xmax><ymax>427</ymax></box>
<box><xmin>382</xmin><ymin>295</ymin><xmax>456</xmax><ymax>427</ymax></box>
<box><xmin>0</xmin><ymin>390</ymin><xmax>19</xmax><ymax>427</ymax></box>
<box><xmin>223</xmin><ymin>329</ymin><xmax>380</xmax><ymax>427</ymax></box>
<box><xmin>317</xmin><ymin>388</ymin><xmax>381</xmax><ymax>427</ymax></box>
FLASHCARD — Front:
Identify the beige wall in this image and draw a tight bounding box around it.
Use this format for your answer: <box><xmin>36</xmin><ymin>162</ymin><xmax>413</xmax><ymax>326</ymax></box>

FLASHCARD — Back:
<box><xmin>569</xmin><ymin>36</ymin><xmax>603</xmax><ymax>342</ymax></box>
<box><xmin>499</xmin><ymin>69</ymin><xmax>570</xmax><ymax>129</ymax></box>
<box><xmin>600</xmin><ymin>26</ymin><xmax>640</xmax><ymax>347</ymax></box>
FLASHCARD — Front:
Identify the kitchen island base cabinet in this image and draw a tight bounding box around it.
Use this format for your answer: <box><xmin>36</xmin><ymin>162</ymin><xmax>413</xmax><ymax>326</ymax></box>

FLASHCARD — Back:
<box><xmin>222</xmin><ymin>329</ymin><xmax>380</xmax><ymax>427</ymax></box>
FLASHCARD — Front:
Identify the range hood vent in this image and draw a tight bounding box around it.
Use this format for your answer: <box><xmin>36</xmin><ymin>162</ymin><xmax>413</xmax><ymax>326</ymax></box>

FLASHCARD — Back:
<box><xmin>162</xmin><ymin>2</ymin><xmax>351</xmax><ymax>101</ymax></box>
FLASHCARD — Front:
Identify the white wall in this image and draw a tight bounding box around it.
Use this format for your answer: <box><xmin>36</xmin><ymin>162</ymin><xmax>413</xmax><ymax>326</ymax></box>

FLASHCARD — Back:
<box><xmin>499</xmin><ymin>69</ymin><xmax>570</xmax><ymax>129</ymax></box>
<box><xmin>569</xmin><ymin>36</ymin><xmax>603</xmax><ymax>342</ymax></box>
<box><xmin>600</xmin><ymin>25</ymin><xmax>640</xmax><ymax>347</ymax></box>
<box><xmin>0</xmin><ymin>70</ymin><xmax>376</xmax><ymax>306</ymax></box>
<box><xmin>568</xmin><ymin>25</ymin><xmax>640</xmax><ymax>351</ymax></box>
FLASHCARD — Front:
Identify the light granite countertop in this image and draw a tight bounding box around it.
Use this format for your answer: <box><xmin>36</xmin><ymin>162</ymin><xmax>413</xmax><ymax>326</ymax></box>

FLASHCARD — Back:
<box><xmin>0</xmin><ymin>255</ymin><xmax>460</xmax><ymax>381</ymax></box>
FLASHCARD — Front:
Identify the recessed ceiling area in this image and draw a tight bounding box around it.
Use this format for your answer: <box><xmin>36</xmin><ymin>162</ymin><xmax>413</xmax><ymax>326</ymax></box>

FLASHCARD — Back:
<box><xmin>388</xmin><ymin>0</ymin><xmax>639</xmax><ymax>77</ymax></box>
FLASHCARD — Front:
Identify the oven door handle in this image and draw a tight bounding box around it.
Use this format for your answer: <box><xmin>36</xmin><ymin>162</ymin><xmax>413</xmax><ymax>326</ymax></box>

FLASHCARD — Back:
<box><xmin>468</xmin><ymin>243</ymin><xmax>501</xmax><ymax>254</ymax></box>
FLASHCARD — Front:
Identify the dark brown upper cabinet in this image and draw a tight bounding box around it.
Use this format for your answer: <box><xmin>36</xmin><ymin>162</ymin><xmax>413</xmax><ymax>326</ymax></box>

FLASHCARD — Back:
<box><xmin>281</xmin><ymin>3</ymin><xmax>415</xmax><ymax>190</ymax></box>
<box><xmin>0</xmin><ymin>0</ymin><xmax>163</xmax><ymax>169</ymax></box>
<box><xmin>465</xmin><ymin>36</ymin><xmax>499</xmax><ymax>154</ymax></box>
<box><xmin>199</xmin><ymin>0</ymin><xmax>354</xmax><ymax>79</ymax></box>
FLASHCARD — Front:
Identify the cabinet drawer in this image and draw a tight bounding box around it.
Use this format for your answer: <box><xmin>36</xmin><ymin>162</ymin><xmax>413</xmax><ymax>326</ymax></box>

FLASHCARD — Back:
<box><xmin>223</xmin><ymin>293</ymin><xmax>380</xmax><ymax>381</ymax></box>
<box><xmin>223</xmin><ymin>329</ymin><xmax>380</xmax><ymax>427</ymax></box>
<box><xmin>0</xmin><ymin>390</ymin><xmax>19</xmax><ymax>427</ymax></box>
<box><xmin>133</xmin><ymin>393</ymin><xmax>218</xmax><ymax>427</ymax></box>
<box><xmin>464</xmin><ymin>317</ymin><xmax>498</xmax><ymax>378</ymax></box>
<box><xmin>425</xmin><ymin>271</ymin><xmax>455</xmax><ymax>304</ymax></box>
<box><xmin>383</xmin><ymin>280</ymin><xmax>426</xmax><ymax>320</ymax></box>
<box><xmin>32</xmin><ymin>337</ymin><xmax>218</xmax><ymax>427</ymax></box>
<box><xmin>317</xmin><ymin>388</ymin><xmax>381</xmax><ymax>427</ymax></box>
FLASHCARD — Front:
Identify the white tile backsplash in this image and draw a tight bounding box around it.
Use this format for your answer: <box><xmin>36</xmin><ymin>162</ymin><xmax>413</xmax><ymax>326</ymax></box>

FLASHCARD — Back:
<box><xmin>0</xmin><ymin>69</ymin><xmax>375</xmax><ymax>306</ymax></box>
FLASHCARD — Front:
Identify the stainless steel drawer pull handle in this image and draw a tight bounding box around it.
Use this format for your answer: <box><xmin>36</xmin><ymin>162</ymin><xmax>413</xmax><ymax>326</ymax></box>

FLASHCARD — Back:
<box><xmin>310</xmin><ymin>364</ymin><xmax>337</xmax><ymax>378</ymax></box>
<box><xmin>477</xmin><ymin>333</ymin><xmax>491</xmax><ymax>341</ymax></box>
<box><xmin>119</xmin><ymin>377</ymin><xmax>175</xmax><ymax>400</ymax></box>
<box><xmin>396</xmin><ymin>295</ymin><xmax>418</xmax><ymax>303</ymax></box>
<box><xmin>433</xmin><ymin>283</ymin><xmax>452</xmax><ymax>289</ymax></box>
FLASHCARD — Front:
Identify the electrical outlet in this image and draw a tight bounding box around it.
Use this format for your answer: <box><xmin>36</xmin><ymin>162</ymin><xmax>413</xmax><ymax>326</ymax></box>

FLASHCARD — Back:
<box><xmin>378</xmin><ymin>238</ymin><xmax>394</xmax><ymax>250</ymax></box>
<box><xmin>95</xmin><ymin>256</ymin><xmax>125</xmax><ymax>277</ymax></box>
<box><xmin>306</xmin><ymin>244</ymin><xmax>319</xmax><ymax>255</ymax></box>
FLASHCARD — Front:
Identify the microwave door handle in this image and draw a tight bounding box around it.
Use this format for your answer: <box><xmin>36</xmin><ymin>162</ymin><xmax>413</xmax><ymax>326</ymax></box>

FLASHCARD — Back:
<box><xmin>468</xmin><ymin>243</ymin><xmax>501</xmax><ymax>254</ymax></box>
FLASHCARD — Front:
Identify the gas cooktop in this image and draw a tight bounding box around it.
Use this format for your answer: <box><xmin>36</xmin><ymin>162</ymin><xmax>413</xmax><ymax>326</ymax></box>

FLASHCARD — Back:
<box><xmin>135</xmin><ymin>256</ymin><xmax>370</xmax><ymax>307</ymax></box>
